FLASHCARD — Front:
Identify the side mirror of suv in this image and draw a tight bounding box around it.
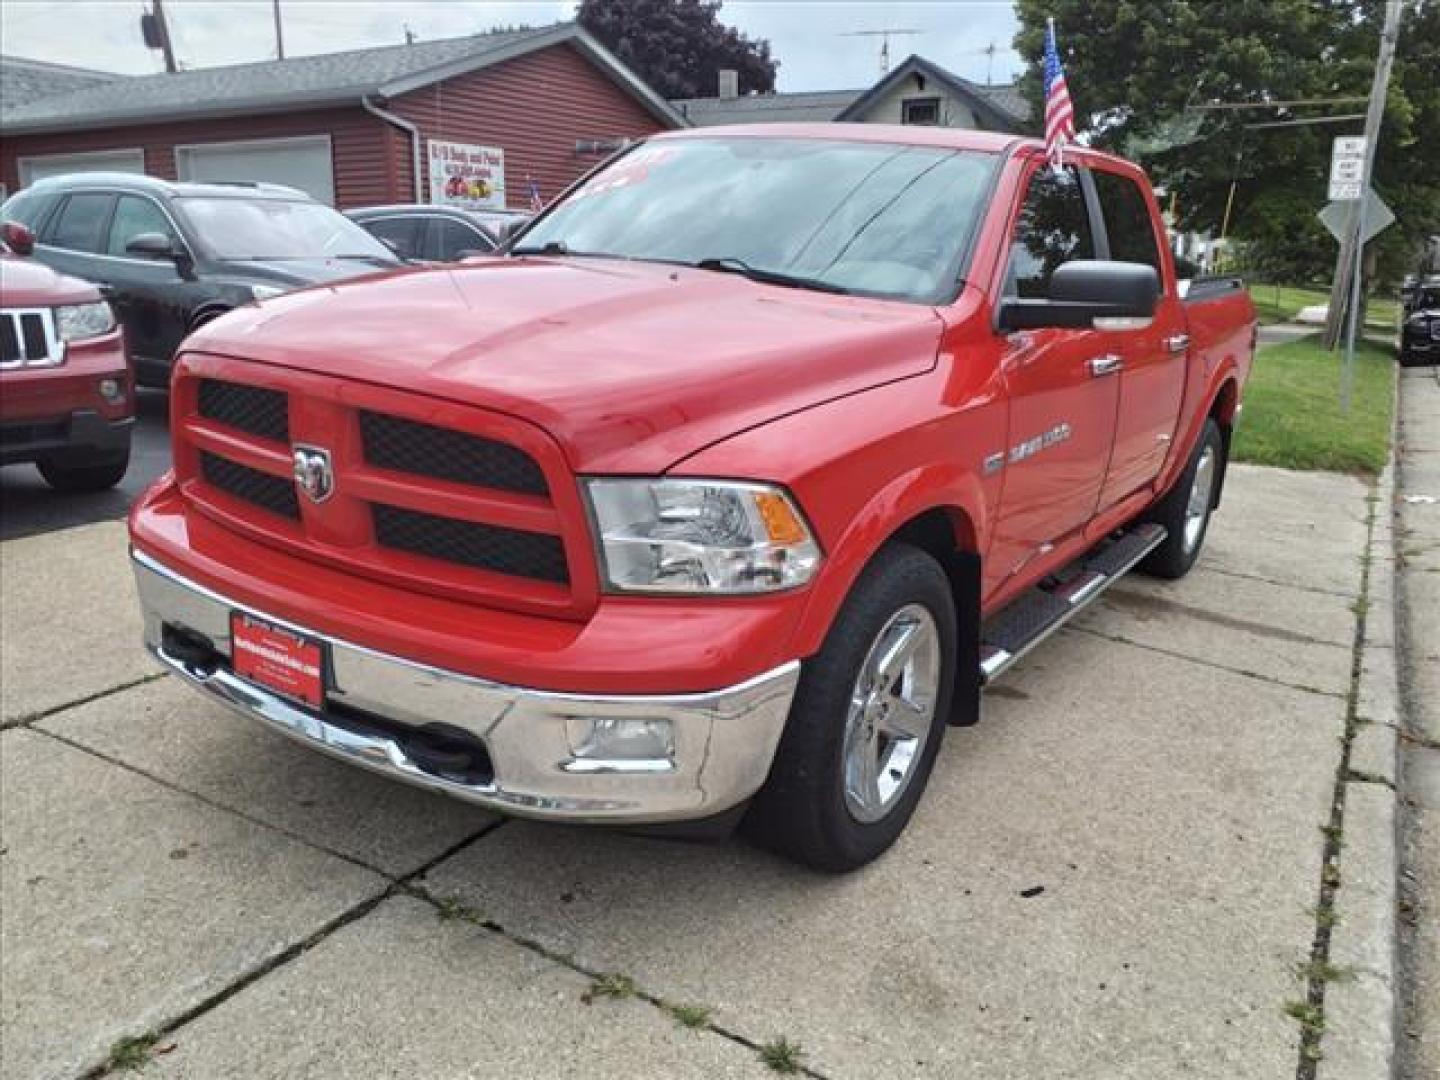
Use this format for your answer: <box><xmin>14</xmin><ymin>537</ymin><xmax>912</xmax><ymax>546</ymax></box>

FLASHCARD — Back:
<box><xmin>126</xmin><ymin>232</ymin><xmax>181</xmax><ymax>260</ymax></box>
<box><xmin>1</xmin><ymin>220</ymin><xmax>36</xmax><ymax>256</ymax></box>
<box><xmin>998</xmin><ymin>260</ymin><xmax>1161</xmax><ymax>331</ymax></box>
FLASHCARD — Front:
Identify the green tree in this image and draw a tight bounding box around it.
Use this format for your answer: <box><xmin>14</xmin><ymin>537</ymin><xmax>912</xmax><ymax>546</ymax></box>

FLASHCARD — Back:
<box><xmin>577</xmin><ymin>0</ymin><xmax>778</xmax><ymax>100</ymax></box>
<box><xmin>1013</xmin><ymin>0</ymin><xmax>1440</xmax><ymax>286</ymax></box>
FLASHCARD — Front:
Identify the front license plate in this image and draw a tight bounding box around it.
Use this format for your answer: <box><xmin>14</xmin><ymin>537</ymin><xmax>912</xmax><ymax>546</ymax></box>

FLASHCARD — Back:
<box><xmin>230</xmin><ymin>612</ymin><xmax>325</xmax><ymax>709</ymax></box>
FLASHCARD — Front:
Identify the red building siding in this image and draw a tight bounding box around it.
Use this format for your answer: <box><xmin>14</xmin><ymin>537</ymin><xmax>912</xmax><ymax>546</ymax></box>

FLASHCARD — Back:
<box><xmin>1</xmin><ymin>106</ymin><xmax>392</xmax><ymax>208</ymax></box>
<box><xmin>388</xmin><ymin>42</ymin><xmax>667</xmax><ymax>208</ymax></box>
<box><xmin>1</xmin><ymin>41</ymin><xmax>670</xmax><ymax>211</ymax></box>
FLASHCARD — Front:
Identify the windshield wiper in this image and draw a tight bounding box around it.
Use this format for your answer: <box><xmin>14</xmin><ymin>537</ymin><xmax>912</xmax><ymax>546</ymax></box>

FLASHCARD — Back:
<box><xmin>692</xmin><ymin>257</ymin><xmax>852</xmax><ymax>295</ymax></box>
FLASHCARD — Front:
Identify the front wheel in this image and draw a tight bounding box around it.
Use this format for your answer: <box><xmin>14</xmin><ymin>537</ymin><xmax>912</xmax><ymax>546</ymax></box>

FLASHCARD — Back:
<box><xmin>743</xmin><ymin>544</ymin><xmax>956</xmax><ymax>872</ymax></box>
<box><xmin>1138</xmin><ymin>417</ymin><xmax>1223</xmax><ymax>580</ymax></box>
<box><xmin>37</xmin><ymin>442</ymin><xmax>131</xmax><ymax>493</ymax></box>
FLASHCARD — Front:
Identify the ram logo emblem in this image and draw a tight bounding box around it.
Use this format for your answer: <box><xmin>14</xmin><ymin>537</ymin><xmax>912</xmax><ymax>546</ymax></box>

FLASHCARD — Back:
<box><xmin>292</xmin><ymin>445</ymin><xmax>335</xmax><ymax>504</ymax></box>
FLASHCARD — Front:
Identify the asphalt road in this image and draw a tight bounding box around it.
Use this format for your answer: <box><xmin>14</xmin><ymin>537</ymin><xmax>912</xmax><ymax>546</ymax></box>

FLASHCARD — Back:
<box><xmin>0</xmin><ymin>389</ymin><xmax>172</xmax><ymax>543</ymax></box>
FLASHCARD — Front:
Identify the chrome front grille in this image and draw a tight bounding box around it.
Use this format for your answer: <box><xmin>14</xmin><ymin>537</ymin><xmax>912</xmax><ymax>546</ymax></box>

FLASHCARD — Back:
<box><xmin>0</xmin><ymin>308</ymin><xmax>62</xmax><ymax>369</ymax></box>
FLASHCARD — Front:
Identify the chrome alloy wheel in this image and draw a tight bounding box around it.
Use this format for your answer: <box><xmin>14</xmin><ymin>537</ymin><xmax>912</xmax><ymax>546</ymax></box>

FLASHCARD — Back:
<box><xmin>841</xmin><ymin>604</ymin><xmax>942</xmax><ymax>824</ymax></box>
<box><xmin>1183</xmin><ymin>443</ymin><xmax>1217</xmax><ymax>556</ymax></box>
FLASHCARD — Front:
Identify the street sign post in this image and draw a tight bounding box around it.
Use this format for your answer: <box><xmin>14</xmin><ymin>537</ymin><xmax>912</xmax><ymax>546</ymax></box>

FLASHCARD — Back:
<box><xmin>1329</xmin><ymin>136</ymin><xmax>1366</xmax><ymax>201</ymax></box>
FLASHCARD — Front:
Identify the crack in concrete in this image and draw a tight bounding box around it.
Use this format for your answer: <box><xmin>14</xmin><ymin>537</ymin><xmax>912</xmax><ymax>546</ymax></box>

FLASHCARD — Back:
<box><xmin>1201</xmin><ymin>563</ymin><xmax>1362</xmax><ymax>600</ymax></box>
<box><xmin>0</xmin><ymin>672</ymin><xmax>166</xmax><ymax>731</ymax></box>
<box><xmin>1292</xmin><ymin>475</ymin><xmax>1380</xmax><ymax>1080</ymax></box>
<box><xmin>1101</xmin><ymin>587</ymin><xmax>1352</xmax><ymax>648</ymax></box>
<box><xmin>1066</xmin><ymin>624</ymin><xmax>1347</xmax><ymax>699</ymax></box>
<box><xmin>404</xmin><ymin>884</ymin><xmax>835</xmax><ymax>1080</ymax></box>
<box><xmin>74</xmin><ymin>823</ymin><xmax>506</xmax><ymax>1080</ymax></box>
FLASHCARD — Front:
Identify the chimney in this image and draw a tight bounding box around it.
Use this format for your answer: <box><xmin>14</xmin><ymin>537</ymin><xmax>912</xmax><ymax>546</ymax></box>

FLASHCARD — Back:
<box><xmin>718</xmin><ymin>69</ymin><xmax>739</xmax><ymax>99</ymax></box>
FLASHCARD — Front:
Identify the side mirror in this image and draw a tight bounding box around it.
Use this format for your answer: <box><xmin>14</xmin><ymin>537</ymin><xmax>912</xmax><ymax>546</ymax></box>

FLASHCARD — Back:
<box><xmin>125</xmin><ymin>232</ymin><xmax>180</xmax><ymax>259</ymax></box>
<box><xmin>998</xmin><ymin>260</ymin><xmax>1161</xmax><ymax>331</ymax></box>
<box><xmin>2</xmin><ymin>220</ymin><xmax>36</xmax><ymax>256</ymax></box>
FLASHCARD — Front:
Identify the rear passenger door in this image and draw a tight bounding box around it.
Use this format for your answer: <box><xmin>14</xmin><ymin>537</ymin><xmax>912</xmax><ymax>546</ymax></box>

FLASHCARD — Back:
<box><xmin>34</xmin><ymin>191</ymin><xmax>115</xmax><ymax>285</ymax></box>
<box><xmin>360</xmin><ymin>215</ymin><xmax>425</xmax><ymax>262</ymax></box>
<box><xmin>1091</xmin><ymin>168</ymin><xmax>1188</xmax><ymax>508</ymax></box>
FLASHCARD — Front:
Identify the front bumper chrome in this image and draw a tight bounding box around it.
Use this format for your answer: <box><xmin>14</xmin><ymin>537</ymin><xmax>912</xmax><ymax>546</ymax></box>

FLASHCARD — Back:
<box><xmin>133</xmin><ymin>549</ymin><xmax>799</xmax><ymax>824</ymax></box>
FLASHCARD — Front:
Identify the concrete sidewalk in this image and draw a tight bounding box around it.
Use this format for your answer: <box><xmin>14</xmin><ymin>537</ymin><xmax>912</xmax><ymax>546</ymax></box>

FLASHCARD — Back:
<box><xmin>1397</xmin><ymin>363</ymin><xmax>1440</xmax><ymax>1079</ymax></box>
<box><xmin>0</xmin><ymin>464</ymin><xmax>1384</xmax><ymax>1079</ymax></box>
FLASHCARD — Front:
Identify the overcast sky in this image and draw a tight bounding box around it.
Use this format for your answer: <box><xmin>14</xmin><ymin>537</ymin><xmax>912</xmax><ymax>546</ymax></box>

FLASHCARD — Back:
<box><xmin>1</xmin><ymin>1</ymin><xmax>1023</xmax><ymax>91</ymax></box>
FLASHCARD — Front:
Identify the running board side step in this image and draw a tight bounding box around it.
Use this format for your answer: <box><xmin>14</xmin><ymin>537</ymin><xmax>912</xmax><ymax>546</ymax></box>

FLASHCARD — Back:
<box><xmin>979</xmin><ymin>523</ymin><xmax>1166</xmax><ymax>685</ymax></box>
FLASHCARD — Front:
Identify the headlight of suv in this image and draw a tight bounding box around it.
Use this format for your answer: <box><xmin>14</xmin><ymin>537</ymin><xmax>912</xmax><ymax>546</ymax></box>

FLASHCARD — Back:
<box><xmin>585</xmin><ymin>478</ymin><xmax>822</xmax><ymax>594</ymax></box>
<box><xmin>54</xmin><ymin>301</ymin><xmax>115</xmax><ymax>341</ymax></box>
<box><xmin>249</xmin><ymin>283</ymin><xmax>288</xmax><ymax>301</ymax></box>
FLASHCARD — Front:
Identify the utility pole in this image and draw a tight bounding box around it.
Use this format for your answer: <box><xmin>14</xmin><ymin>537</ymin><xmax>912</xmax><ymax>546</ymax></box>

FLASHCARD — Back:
<box><xmin>151</xmin><ymin>0</ymin><xmax>178</xmax><ymax>73</ymax></box>
<box><xmin>1323</xmin><ymin>0</ymin><xmax>1403</xmax><ymax>351</ymax></box>
<box><xmin>272</xmin><ymin>0</ymin><xmax>285</xmax><ymax>59</ymax></box>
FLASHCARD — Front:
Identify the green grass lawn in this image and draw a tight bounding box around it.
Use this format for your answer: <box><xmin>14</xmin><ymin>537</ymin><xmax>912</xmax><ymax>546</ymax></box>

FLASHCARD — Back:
<box><xmin>1247</xmin><ymin>282</ymin><xmax>1399</xmax><ymax>331</ymax></box>
<box><xmin>1231</xmin><ymin>334</ymin><xmax>1394</xmax><ymax>474</ymax></box>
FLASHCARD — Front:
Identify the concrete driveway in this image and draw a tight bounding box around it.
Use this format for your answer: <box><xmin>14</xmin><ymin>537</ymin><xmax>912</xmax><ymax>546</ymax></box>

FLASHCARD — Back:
<box><xmin>0</xmin><ymin>464</ymin><xmax>1378</xmax><ymax>1079</ymax></box>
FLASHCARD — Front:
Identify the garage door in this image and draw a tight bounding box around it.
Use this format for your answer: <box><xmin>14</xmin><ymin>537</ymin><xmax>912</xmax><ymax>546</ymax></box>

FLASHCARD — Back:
<box><xmin>175</xmin><ymin>136</ymin><xmax>335</xmax><ymax>205</ymax></box>
<box><xmin>18</xmin><ymin>149</ymin><xmax>145</xmax><ymax>186</ymax></box>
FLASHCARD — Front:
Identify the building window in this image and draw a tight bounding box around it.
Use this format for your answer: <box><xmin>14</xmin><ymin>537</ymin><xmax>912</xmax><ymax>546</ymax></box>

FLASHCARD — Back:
<box><xmin>902</xmin><ymin>97</ymin><xmax>941</xmax><ymax>126</ymax></box>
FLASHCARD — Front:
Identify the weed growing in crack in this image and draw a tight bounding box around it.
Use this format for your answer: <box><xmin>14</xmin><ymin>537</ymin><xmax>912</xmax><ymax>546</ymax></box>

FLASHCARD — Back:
<box><xmin>759</xmin><ymin>1038</ymin><xmax>805</xmax><ymax>1074</ymax></box>
<box><xmin>669</xmin><ymin>1003</ymin><xmax>713</xmax><ymax>1029</ymax></box>
<box><xmin>1283</xmin><ymin>999</ymin><xmax>1325</xmax><ymax>1033</ymax></box>
<box><xmin>107</xmin><ymin>1033</ymin><xmax>159</xmax><ymax>1071</ymax></box>
<box><xmin>1295</xmin><ymin>959</ymin><xmax>1355</xmax><ymax>984</ymax></box>
<box><xmin>583</xmin><ymin>973</ymin><xmax>637</xmax><ymax>1003</ymax></box>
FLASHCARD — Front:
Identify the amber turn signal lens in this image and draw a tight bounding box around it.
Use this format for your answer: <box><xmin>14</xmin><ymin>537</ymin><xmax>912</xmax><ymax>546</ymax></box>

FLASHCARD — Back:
<box><xmin>755</xmin><ymin>491</ymin><xmax>808</xmax><ymax>545</ymax></box>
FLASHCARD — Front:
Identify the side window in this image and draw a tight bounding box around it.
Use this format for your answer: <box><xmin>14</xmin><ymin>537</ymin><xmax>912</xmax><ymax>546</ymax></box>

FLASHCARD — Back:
<box><xmin>46</xmin><ymin>193</ymin><xmax>115</xmax><ymax>253</ymax></box>
<box><xmin>1005</xmin><ymin>166</ymin><xmax>1095</xmax><ymax>299</ymax></box>
<box><xmin>362</xmin><ymin>216</ymin><xmax>423</xmax><ymax>261</ymax></box>
<box><xmin>430</xmin><ymin>218</ymin><xmax>493</xmax><ymax>261</ymax></box>
<box><xmin>107</xmin><ymin>195</ymin><xmax>178</xmax><ymax>256</ymax></box>
<box><xmin>1094</xmin><ymin>170</ymin><xmax>1162</xmax><ymax>272</ymax></box>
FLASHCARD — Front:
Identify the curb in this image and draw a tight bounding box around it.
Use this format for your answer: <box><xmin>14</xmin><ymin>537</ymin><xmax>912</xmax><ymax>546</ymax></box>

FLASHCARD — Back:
<box><xmin>1315</xmin><ymin>373</ymin><xmax>1403</xmax><ymax>1078</ymax></box>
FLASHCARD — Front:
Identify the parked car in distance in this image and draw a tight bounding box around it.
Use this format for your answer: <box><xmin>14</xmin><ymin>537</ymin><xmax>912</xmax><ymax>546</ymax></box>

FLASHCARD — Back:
<box><xmin>1401</xmin><ymin>278</ymin><xmax>1440</xmax><ymax>366</ymax></box>
<box><xmin>0</xmin><ymin>175</ymin><xmax>401</xmax><ymax>388</ymax></box>
<box><xmin>346</xmin><ymin>204</ymin><xmax>531</xmax><ymax>262</ymax></box>
<box><xmin>130</xmin><ymin>126</ymin><xmax>1256</xmax><ymax>871</ymax></box>
<box><xmin>1</xmin><ymin>220</ymin><xmax>133</xmax><ymax>491</ymax></box>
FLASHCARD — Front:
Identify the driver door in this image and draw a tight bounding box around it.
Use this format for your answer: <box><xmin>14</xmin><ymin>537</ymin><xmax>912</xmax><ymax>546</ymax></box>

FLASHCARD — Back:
<box><xmin>102</xmin><ymin>194</ymin><xmax>192</xmax><ymax>376</ymax></box>
<box><xmin>988</xmin><ymin>161</ymin><xmax>1120</xmax><ymax>586</ymax></box>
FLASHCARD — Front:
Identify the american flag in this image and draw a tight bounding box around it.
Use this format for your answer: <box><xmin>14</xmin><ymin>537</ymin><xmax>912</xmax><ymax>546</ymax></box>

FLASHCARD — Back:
<box><xmin>1043</xmin><ymin>18</ymin><xmax>1076</xmax><ymax>170</ymax></box>
<box><xmin>528</xmin><ymin>176</ymin><xmax>543</xmax><ymax>212</ymax></box>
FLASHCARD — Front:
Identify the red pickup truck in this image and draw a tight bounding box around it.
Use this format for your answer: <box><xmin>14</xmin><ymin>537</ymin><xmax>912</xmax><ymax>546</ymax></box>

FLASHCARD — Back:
<box><xmin>130</xmin><ymin>126</ymin><xmax>1254</xmax><ymax>870</ymax></box>
<box><xmin>2</xmin><ymin>222</ymin><xmax>132</xmax><ymax>491</ymax></box>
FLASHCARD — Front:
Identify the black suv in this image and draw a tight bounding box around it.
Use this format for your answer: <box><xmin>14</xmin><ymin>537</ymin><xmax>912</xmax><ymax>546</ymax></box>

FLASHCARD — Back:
<box><xmin>1</xmin><ymin>175</ymin><xmax>400</xmax><ymax>386</ymax></box>
<box><xmin>347</xmin><ymin>204</ymin><xmax>530</xmax><ymax>262</ymax></box>
<box><xmin>1402</xmin><ymin>278</ymin><xmax>1440</xmax><ymax>367</ymax></box>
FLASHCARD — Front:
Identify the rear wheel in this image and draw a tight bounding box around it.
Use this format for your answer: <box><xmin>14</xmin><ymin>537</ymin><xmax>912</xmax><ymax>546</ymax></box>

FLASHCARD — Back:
<box><xmin>1138</xmin><ymin>417</ymin><xmax>1223</xmax><ymax>580</ymax></box>
<box><xmin>744</xmin><ymin>544</ymin><xmax>956</xmax><ymax>872</ymax></box>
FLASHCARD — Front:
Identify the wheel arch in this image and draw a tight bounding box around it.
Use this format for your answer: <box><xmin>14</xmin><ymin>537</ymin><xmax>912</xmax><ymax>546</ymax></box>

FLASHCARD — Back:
<box><xmin>1206</xmin><ymin>376</ymin><xmax>1240</xmax><ymax>510</ymax></box>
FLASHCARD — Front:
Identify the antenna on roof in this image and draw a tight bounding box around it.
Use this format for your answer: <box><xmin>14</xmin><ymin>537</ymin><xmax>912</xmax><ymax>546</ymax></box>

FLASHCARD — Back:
<box><xmin>841</xmin><ymin>28</ymin><xmax>921</xmax><ymax>76</ymax></box>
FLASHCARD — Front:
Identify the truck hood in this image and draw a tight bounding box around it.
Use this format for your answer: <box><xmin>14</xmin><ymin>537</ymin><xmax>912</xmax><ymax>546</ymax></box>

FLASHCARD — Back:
<box><xmin>188</xmin><ymin>257</ymin><xmax>944</xmax><ymax>473</ymax></box>
<box><xmin>0</xmin><ymin>254</ymin><xmax>100</xmax><ymax>307</ymax></box>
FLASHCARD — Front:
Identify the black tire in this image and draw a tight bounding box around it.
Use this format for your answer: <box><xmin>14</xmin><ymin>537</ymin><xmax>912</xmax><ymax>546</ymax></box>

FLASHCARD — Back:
<box><xmin>743</xmin><ymin>543</ymin><xmax>957</xmax><ymax>872</ymax></box>
<box><xmin>37</xmin><ymin>442</ymin><xmax>131</xmax><ymax>493</ymax></box>
<box><xmin>1138</xmin><ymin>417</ymin><xmax>1223</xmax><ymax>580</ymax></box>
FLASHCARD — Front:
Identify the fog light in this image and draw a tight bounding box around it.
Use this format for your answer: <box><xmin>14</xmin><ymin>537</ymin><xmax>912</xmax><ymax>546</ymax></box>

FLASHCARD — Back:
<box><xmin>98</xmin><ymin>378</ymin><xmax>125</xmax><ymax>404</ymax></box>
<box><xmin>564</xmin><ymin>716</ymin><xmax>674</xmax><ymax>770</ymax></box>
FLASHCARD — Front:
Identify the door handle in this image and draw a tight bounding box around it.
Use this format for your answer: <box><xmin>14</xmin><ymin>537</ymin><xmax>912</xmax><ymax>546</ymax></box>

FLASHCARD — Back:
<box><xmin>1164</xmin><ymin>333</ymin><xmax>1190</xmax><ymax>354</ymax></box>
<box><xmin>1088</xmin><ymin>354</ymin><xmax>1124</xmax><ymax>377</ymax></box>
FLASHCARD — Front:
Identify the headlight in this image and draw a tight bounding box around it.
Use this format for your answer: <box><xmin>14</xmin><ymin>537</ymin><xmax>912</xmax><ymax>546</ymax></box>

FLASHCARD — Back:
<box><xmin>249</xmin><ymin>284</ymin><xmax>288</xmax><ymax>301</ymax></box>
<box><xmin>54</xmin><ymin>301</ymin><xmax>115</xmax><ymax>341</ymax></box>
<box><xmin>585</xmin><ymin>478</ymin><xmax>821</xmax><ymax>594</ymax></box>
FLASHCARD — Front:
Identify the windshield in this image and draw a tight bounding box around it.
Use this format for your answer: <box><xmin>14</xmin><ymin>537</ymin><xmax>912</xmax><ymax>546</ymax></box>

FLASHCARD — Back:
<box><xmin>175</xmin><ymin>197</ymin><xmax>396</xmax><ymax>261</ymax></box>
<box><xmin>515</xmin><ymin>137</ymin><xmax>997</xmax><ymax>303</ymax></box>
